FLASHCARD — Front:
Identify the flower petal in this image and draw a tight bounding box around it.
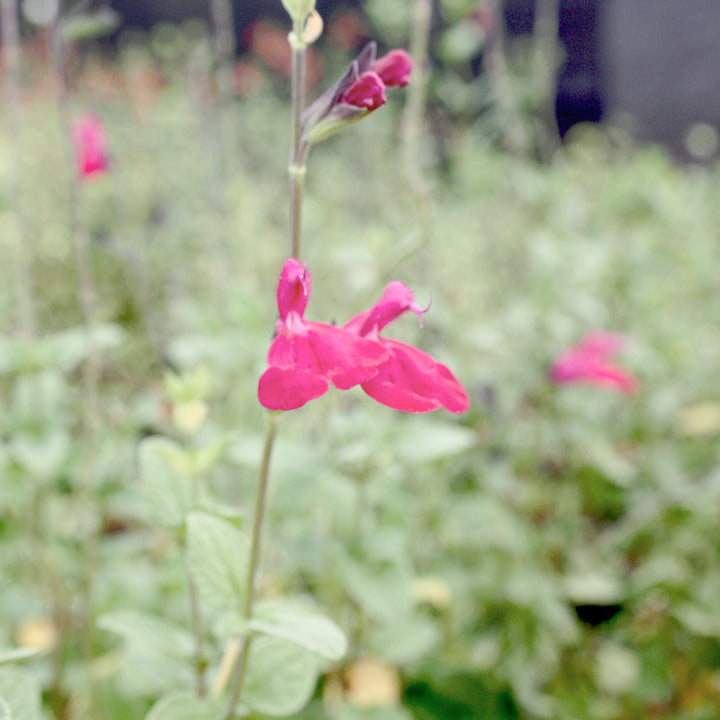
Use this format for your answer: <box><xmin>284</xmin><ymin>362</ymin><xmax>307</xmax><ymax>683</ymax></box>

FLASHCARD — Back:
<box><xmin>371</xmin><ymin>49</ymin><xmax>413</xmax><ymax>87</ymax></box>
<box><xmin>276</xmin><ymin>259</ymin><xmax>311</xmax><ymax>320</ymax></box>
<box><xmin>339</xmin><ymin>71</ymin><xmax>387</xmax><ymax>111</ymax></box>
<box><xmin>306</xmin><ymin>321</ymin><xmax>388</xmax><ymax>389</ymax></box>
<box><xmin>344</xmin><ymin>281</ymin><xmax>427</xmax><ymax>336</ymax></box>
<box><xmin>361</xmin><ymin>339</ymin><xmax>470</xmax><ymax>414</ymax></box>
<box><xmin>73</xmin><ymin>114</ymin><xmax>109</xmax><ymax>178</ymax></box>
<box><xmin>258</xmin><ymin>366</ymin><xmax>329</xmax><ymax>411</ymax></box>
<box><xmin>550</xmin><ymin>349</ymin><xmax>637</xmax><ymax>395</ymax></box>
<box><xmin>578</xmin><ymin>330</ymin><xmax>626</xmax><ymax>356</ymax></box>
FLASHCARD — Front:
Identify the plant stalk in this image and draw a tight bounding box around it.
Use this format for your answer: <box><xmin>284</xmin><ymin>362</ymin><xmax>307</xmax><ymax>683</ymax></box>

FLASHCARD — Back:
<box><xmin>289</xmin><ymin>20</ymin><xmax>307</xmax><ymax>259</ymax></box>
<box><xmin>220</xmin><ymin>412</ymin><xmax>278</xmax><ymax>719</ymax></box>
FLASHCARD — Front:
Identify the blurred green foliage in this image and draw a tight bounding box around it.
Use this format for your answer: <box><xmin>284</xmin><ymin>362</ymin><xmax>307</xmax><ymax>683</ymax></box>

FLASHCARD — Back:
<box><xmin>1</xmin><ymin>17</ymin><xmax>720</xmax><ymax>720</ymax></box>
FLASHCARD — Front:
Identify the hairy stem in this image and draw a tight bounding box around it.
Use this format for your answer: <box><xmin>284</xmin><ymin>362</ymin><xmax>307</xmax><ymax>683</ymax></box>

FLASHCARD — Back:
<box><xmin>220</xmin><ymin>412</ymin><xmax>279</xmax><ymax>719</ymax></box>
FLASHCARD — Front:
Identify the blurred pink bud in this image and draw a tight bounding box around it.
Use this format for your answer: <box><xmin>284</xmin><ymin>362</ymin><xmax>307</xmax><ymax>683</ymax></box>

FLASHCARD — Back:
<box><xmin>550</xmin><ymin>331</ymin><xmax>638</xmax><ymax>395</ymax></box>
<box><xmin>371</xmin><ymin>49</ymin><xmax>413</xmax><ymax>87</ymax></box>
<box><xmin>72</xmin><ymin>114</ymin><xmax>109</xmax><ymax>179</ymax></box>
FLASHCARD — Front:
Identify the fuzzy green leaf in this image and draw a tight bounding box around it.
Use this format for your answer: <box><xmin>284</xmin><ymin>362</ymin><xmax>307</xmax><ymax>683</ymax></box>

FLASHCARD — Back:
<box><xmin>187</xmin><ymin>512</ymin><xmax>249</xmax><ymax>612</ymax></box>
<box><xmin>0</xmin><ymin>669</ymin><xmax>41</xmax><ymax>720</ymax></box>
<box><xmin>394</xmin><ymin>421</ymin><xmax>475</xmax><ymax>463</ymax></box>
<box><xmin>0</xmin><ymin>650</ymin><xmax>37</xmax><ymax>666</ymax></box>
<box><xmin>335</xmin><ymin>707</ymin><xmax>414</xmax><ymax>720</ymax></box>
<box><xmin>0</xmin><ymin>697</ymin><xmax>10</xmax><ymax>720</ymax></box>
<box><xmin>244</xmin><ymin>637</ymin><xmax>320</xmax><ymax>717</ymax></box>
<box><xmin>249</xmin><ymin>600</ymin><xmax>347</xmax><ymax>661</ymax></box>
<box><xmin>146</xmin><ymin>691</ymin><xmax>223</xmax><ymax>720</ymax></box>
<box><xmin>138</xmin><ymin>437</ymin><xmax>193</xmax><ymax>528</ymax></box>
<box><xmin>97</xmin><ymin>609</ymin><xmax>195</xmax><ymax>658</ymax></box>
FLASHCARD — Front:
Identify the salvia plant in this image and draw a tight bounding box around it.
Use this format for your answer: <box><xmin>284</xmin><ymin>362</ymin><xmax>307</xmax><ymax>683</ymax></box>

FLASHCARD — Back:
<box><xmin>10</xmin><ymin>0</ymin><xmax>703</xmax><ymax>718</ymax></box>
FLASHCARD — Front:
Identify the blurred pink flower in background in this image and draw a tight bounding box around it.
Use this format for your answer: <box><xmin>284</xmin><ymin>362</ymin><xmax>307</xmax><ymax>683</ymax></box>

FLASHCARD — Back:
<box><xmin>258</xmin><ymin>259</ymin><xmax>388</xmax><ymax>411</ymax></box>
<box><xmin>72</xmin><ymin>113</ymin><xmax>109</xmax><ymax>178</ymax></box>
<box><xmin>550</xmin><ymin>330</ymin><xmax>637</xmax><ymax>395</ymax></box>
<box><xmin>344</xmin><ymin>282</ymin><xmax>470</xmax><ymax>414</ymax></box>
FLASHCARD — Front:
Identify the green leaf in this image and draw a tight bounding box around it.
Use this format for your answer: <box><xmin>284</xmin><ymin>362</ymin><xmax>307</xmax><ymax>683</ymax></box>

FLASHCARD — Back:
<box><xmin>10</xmin><ymin>371</ymin><xmax>68</xmax><ymax>427</ymax></box>
<box><xmin>61</xmin><ymin>9</ymin><xmax>120</xmax><ymax>41</ymax></box>
<box><xmin>563</xmin><ymin>571</ymin><xmax>624</xmax><ymax>605</ymax></box>
<box><xmin>0</xmin><ymin>649</ymin><xmax>38</xmax><ymax>666</ymax></box>
<box><xmin>9</xmin><ymin>431</ymin><xmax>69</xmax><ymax>482</ymax></box>
<box><xmin>340</xmin><ymin>558</ymin><xmax>413</xmax><ymax>623</ymax></box>
<box><xmin>97</xmin><ymin>610</ymin><xmax>195</xmax><ymax>658</ymax></box>
<box><xmin>249</xmin><ymin>600</ymin><xmax>347</xmax><ymax>661</ymax></box>
<box><xmin>595</xmin><ymin>641</ymin><xmax>640</xmax><ymax>695</ymax></box>
<box><xmin>0</xmin><ymin>325</ymin><xmax>124</xmax><ymax>373</ymax></box>
<box><xmin>138</xmin><ymin>437</ymin><xmax>193</xmax><ymax>528</ymax></box>
<box><xmin>280</xmin><ymin>0</ymin><xmax>315</xmax><ymax>23</ymax></box>
<box><xmin>674</xmin><ymin>602</ymin><xmax>720</xmax><ymax>637</ymax></box>
<box><xmin>244</xmin><ymin>637</ymin><xmax>320</xmax><ymax>717</ymax></box>
<box><xmin>394</xmin><ymin>421</ymin><xmax>475</xmax><ymax>463</ymax></box>
<box><xmin>335</xmin><ymin>707</ymin><xmax>414</xmax><ymax>720</ymax></box>
<box><xmin>114</xmin><ymin>647</ymin><xmax>194</xmax><ymax>699</ymax></box>
<box><xmin>146</xmin><ymin>691</ymin><xmax>223</xmax><ymax>720</ymax></box>
<box><xmin>191</xmin><ymin>435</ymin><xmax>232</xmax><ymax>476</ymax></box>
<box><xmin>0</xmin><ymin>668</ymin><xmax>41</xmax><ymax>720</ymax></box>
<box><xmin>368</xmin><ymin>613</ymin><xmax>439</xmax><ymax>665</ymax></box>
<box><xmin>0</xmin><ymin>697</ymin><xmax>10</xmax><ymax>720</ymax></box>
<box><xmin>187</xmin><ymin>512</ymin><xmax>249</xmax><ymax>612</ymax></box>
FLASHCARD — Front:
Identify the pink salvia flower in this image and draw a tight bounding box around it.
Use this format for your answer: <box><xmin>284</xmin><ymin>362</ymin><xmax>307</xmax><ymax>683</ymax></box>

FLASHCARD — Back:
<box><xmin>72</xmin><ymin>114</ymin><xmax>109</xmax><ymax>179</ymax></box>
<box><xmin>258</xmin><ymin>259</ymin><xmax>388</xmax><ymax>411</ymax></box>
<box><xmin>550</xmin><ymin>330</ymin><xmax>637</xmax><ymax>395</ymax></box>
<box><xmin>339</xmin><ymin>71</ymin><xmax>387</xmax><ymax>111</ymax></box>
<box><xmin>344</xmin><ymin>282</ymin><xmax>470</xmax><ymax>414</ymax></box>
<box><xmin>371</xmin><ymin>49</ymin><xmax>413</xmax><ymax>87</ymax></box>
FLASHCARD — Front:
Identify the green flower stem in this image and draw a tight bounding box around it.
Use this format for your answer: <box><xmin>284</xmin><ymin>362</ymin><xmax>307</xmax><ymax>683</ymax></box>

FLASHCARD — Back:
<box><xmin>289</xmin><ymin>160</ymin><xmax>307</xmax><ymax>259</ymax></box>
<box><xmin>220</xmin><ymin>412</ymin><xmax>279</xmax><ymax>719</ymax></box>
<box><xmin>186</xmin><ymin>447</ymin><xmax>207</xmax><ymax>698</ymax></box>
<box><xmin>188</xmin><ymin>574</ymin><xmax>207</xmax><ymax>697</ymax></box>
<box><xmin>289</xmin><ymin>21</ymin><xmax>307</xmax><ymax>258</ymax></box>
